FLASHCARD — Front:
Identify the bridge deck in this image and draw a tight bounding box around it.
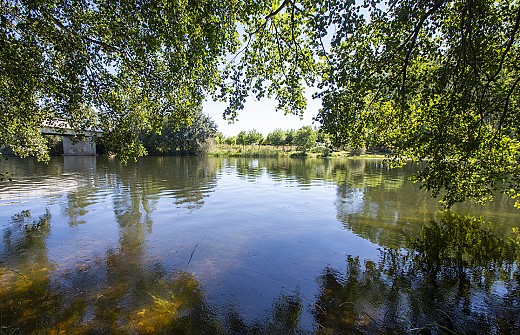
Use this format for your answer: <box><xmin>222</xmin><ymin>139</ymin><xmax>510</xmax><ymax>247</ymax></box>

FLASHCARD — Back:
<box><xmin>41</xmin><ymin>120</ymin><xmax>102</xmax><ymax>137</ymax></box>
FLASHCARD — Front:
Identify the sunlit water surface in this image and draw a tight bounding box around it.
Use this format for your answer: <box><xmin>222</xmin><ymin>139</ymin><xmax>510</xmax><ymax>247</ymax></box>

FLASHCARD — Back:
<box><xmin>1</xmin><ymin>156</ymin><xmax>519</xmax><ymax>334</ymax></box>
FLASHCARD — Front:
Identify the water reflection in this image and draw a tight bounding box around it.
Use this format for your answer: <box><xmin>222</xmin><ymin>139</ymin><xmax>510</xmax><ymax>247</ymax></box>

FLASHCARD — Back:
<box><xmin>1</xmin><ymin>211</ymin><xmax>518</xmax><ymax>334</ymax></box>
<box><xmin>63</xmin><ymin>156</ymin><xmax>97</xmax><ymax>173</ymax></box>
<box><xmin>331</xmin><ymin>160</ymin><xmax>519</xmax><ymax>249</ymax></box>
<box><xmin>1</xmin><ymin>157</ymin><xmax>519</xmax><ymax>334</ymax></box>
<box><xmin>0</xmin><ymin>210</ymin><xmax>56</xmax><ymax>333</ymax></box>
<box><xmin>0</xmin><ymin>207</ymin><xmax>304</xmax><ymax>334</ymax></box>
<box><xmin>0</xmin><ymin>157</ymin><xmax>223</xmax><ymax>333</ymax></box>
<box><xmin>314</xmin><ymin>214</ymin><xmax>520</xmax><ymax>335</ymax></box>
<box><xmin>103</xmin><ymin>156</ymin><xmax>219</xmax><ymax>213</ymax></box>
<box><xmin>0</xmin><ymin>158</ymin><xmax>73</xmax><ymax>203</ymax></box>
<box><xmin>335</xmin><ymin>163</ymin><xmax>436</xmax><ymax>248</ymax></box>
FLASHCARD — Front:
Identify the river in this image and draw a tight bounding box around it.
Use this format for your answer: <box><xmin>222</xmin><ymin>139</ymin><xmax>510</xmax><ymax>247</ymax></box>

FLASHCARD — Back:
<box><xmin>0</xmin><ymin>156</ymin><xmax>519</xmax><ymax>334</ymax></box>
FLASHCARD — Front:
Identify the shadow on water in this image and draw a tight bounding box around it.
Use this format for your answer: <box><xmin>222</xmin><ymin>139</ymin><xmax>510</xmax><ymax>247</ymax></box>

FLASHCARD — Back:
<box><xmin>1</xmin><ymin>210</ymin><xmax>519</xmax><ymax>334</ymax></box>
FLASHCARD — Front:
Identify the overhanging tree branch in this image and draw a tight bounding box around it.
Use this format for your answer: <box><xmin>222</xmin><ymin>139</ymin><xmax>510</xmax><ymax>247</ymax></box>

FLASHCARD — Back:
<box><xmin>40</xmin><ymin>10</ymin><xmax>121</xmax><ymax>53</ymax></box>
<box><xmin>400</xmin><ymin>0</ymin><xmax>446</xmax><ymax>99</ymax></box>
<box><xmin>266</xmin><ymin>0</ymin><xmax>290</xmax><ymax>20</ymax></box>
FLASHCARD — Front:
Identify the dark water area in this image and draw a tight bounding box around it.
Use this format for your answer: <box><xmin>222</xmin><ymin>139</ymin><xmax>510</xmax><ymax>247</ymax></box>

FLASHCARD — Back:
<box><xmin>0</xmin><ymin>156</ymin><xmax>519</xmax><ymax>334</ymax></box>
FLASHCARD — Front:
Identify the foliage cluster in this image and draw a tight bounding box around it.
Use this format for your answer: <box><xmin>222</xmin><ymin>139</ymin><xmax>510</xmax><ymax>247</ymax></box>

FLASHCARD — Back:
<box><xmin>314</xmin><ymin>0</ymin><xmax>520</xmax><ymax>207</ymax></box>
<box><xmin>140</xmin><ymin>110</ymin><xmax>217</xmax><ymax>156</ymax></box>
<box><xmin>0</xmin><ymin>0</ymin><xmax>243</xmax><ymax>161</ymax></box>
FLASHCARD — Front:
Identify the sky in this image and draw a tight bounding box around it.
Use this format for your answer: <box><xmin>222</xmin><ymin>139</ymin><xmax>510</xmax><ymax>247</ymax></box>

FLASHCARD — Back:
<box><xmin>203</xmin><ymin>89</ymin><xmax>322</xmax><ymax>137</ymax></box>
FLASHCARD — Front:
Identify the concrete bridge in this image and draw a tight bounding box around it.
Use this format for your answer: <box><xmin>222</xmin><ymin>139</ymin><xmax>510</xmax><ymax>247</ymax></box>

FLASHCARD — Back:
<box><xmin>42</xmin><ymin>120</ymin><xmax>102</xmax><ymax>156</ymax></box>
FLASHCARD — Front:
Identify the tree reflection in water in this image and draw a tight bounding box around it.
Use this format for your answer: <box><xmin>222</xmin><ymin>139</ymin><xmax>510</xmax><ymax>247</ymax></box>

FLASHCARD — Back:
<box><xmin>314</xmin><ymin>213</ymin><xmax>520</xmax><ymax>335</ymax></box>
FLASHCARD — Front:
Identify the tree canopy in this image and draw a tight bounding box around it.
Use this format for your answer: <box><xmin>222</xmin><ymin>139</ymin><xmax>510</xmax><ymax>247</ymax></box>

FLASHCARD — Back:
<box><xmin>1</xmin><ymin>0</ymin><xmax>311</xmax><ymax>161</ymax></box>
<box><xmin>314</xmin><ymin>0</ymin><xmax>520</xmax><ymax>207</ymax></box>
<box><xmin>2</xmin><ymin>0</ymin><xmax>519</xmax><ymax>207</ymax></box>
<box><xmin>294</xmin><ymin>125</ymin><xmax>317</xmax><ymax>152</ymax></box>
<box><xmin>266</xmin><ymin>128</ymin><xmax>286</xmax><ymax>147</ymax></box>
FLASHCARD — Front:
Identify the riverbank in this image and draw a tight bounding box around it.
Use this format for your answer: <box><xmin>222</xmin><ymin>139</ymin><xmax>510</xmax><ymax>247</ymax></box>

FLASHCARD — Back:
<box><xmin>207</xmin><ymin>144</ymin><xmax>388</xmax><ymax>159</ymax></box>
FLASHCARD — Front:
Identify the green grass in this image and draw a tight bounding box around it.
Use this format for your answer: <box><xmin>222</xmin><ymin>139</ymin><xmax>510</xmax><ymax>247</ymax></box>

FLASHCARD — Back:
<box><xmin>208</xmin><ymin>145</ymin><xmax>389</xmax><ymax>159</ymax></box>
<box><xmin>209</xmin><ymin>145</ymin><xmax>285</xmax><ymax>158</ymax></box>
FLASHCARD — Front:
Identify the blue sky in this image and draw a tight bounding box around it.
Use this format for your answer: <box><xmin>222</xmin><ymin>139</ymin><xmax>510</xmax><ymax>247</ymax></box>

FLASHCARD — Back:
<box><xmin>203</xmin><ymin>89</ymin><xmax>321</xmax><ymax>137</ymax></box>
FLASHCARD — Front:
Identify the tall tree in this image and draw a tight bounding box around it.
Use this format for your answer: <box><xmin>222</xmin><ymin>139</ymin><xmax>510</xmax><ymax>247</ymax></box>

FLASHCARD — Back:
<box><xmin>284</xmin><ymin>129</ymin><xmax>296</xmax><ymax>147</ymax></box>
<box><xmin>224</xmin><ymin>136</ymin><xmax>237</xmax><ymax>146</ymax></box>
<box><xmin>294</xmin><ymin>126</ymin><xmax>317</xmax><ymax>153</ymax></box>
<box><xmin>266</xmin><ymin>128</ymin><xmax>287</xmax><ymax>147</ymax></box>
<box><xmin>246</xmin><ymin>129</ymin><xmax>264</xmax><ymax>145</ymax></box>
<box><xmin>236</xmin><ymin>130</ymin><xmax>247</xmax><ymax>147</ymax></box>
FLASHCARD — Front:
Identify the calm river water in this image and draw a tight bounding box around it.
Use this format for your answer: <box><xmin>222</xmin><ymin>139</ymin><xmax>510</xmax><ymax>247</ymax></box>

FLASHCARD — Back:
<box><xmin>1</xmin><ymin>156</ymin><xmax>519</xmax><ymax>334</ymax></box>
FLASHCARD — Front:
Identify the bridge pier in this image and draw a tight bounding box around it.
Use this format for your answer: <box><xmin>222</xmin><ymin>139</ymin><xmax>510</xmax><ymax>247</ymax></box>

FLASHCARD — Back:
<box><xmin>62</xmin><ymin>136</ymin><xmax>97</xmax><ymax>156</ymax></box>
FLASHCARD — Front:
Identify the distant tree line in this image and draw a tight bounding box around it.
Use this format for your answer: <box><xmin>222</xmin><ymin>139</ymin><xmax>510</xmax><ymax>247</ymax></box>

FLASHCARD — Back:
<box><xmin>215</xmin><ymin>126</ymin><xmax>338</xmax><ymax>155</ymax></box>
